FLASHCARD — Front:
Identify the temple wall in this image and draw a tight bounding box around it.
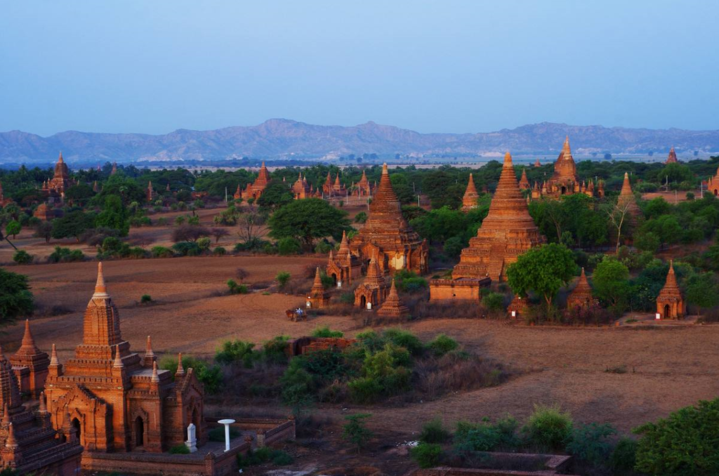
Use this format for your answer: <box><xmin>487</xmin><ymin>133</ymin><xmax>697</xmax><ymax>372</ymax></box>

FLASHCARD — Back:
<box><xmin>429</xmin><ymin>279</ymin><xmax>486</xmax><ymax>301</ymax></box>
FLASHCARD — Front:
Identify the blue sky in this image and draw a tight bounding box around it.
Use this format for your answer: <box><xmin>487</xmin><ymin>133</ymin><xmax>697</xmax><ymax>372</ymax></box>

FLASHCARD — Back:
<box><xmin>1</xmin><ymin>0</ymin><xmax>718</xmax><ymax>136</ymax></box>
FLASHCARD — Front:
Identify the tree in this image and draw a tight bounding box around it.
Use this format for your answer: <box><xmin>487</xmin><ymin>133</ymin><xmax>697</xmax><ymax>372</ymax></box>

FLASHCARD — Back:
<box><xmin>237</xmin><ymin>205</ymin><xmax>264</xmax><ymax>242</ymax></box>
<box><xmin>64</xmin><ymin>183</ymin><xmax>95</xmax><ymax>205</ymax></box>
<box><xmin>210</xmin><ymin>227</ymin><xmax>230</xmax><ymax>244</ymax></box>
<box><xmin>257</xmin><ymin>181</ymin><xmax>293</xmax><ymax>212</ymax></box>
<box><xmin>506</xmin><ymin>243</ymin><xmax>576</xmax><ymax>309</ymax></box>
<box><xmin>684</xmin><ymin>273</ymin><xmax>719</xmax><ymax>312</ymax></box>
<box><xmin>634</xmin><ymin>398</ymin><xmax>719</xmax><ymax>476</ymax></box>
<box><xmin>95</xmin><ymin>195</ymin><xmax>130</xmax><ymax>236</ymax></box>
<box><xmin>592</xmin><ymin>259</ymin><xmax>631</xmax><ymax>311</ymax></box>
<box><xmin>342</xmin><ymin>413</ymin><xmax>373</xmax><ymax>454</ymax></box>
<box><xmin>0</xmin><ymin>268</ymin><xmax>34</xmax><ymax>325</ymax></box>
<box><xmin>172</xmin><ymin>225</ymin><xmax>211</xmax><ymax>242</ymax></box>
<box><xmin>603</xmin><ymin>201</ymin><xmax>633</xmax><ymax>254</ymax></box>
<box><xmin>51</xmin><ymin>210</ymin><xmax>95</xmax><ymax>241</ymax></box>
<box><xmin>269</xmin><ymin>198</ymin><xmax>351</xmax><ymax>250</ymax></box>
<box><xmin>5</xmin><ymin>220</ymin><xmax>21</xmax><ymax>239</ymax></box>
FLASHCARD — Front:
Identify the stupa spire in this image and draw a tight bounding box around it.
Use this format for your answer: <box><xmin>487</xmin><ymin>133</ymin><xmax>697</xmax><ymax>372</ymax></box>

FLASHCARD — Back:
<box><xmin>93</xmin><ymin>262</ymin><xmax>108</xmax><ymax>298</ymax></box>
<box><xmin>175</xmin><ymin>353</ymin><xmax>185</xmax><ymax>378</ymax></box>
<box><xmin>462</xmin><ymin>173</ymin><xmax>480</xmax><ymax>211</ymax></box>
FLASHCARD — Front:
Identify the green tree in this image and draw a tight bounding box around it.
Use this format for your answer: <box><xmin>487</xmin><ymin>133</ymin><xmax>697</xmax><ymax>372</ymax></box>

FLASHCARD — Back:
<box><xmin>342</xmin><ymin>413</ymin><xmax>373</xmax><ymax>454</ymax></box>
<box><xmin>95</xmin><ymin>195</ymin><xmax>130</xmax><ymax>236</ymax></box>
<box><xmin>51</xmin><ymin>210</ymin><xmax>95</xmax><ymax>241</ymax></box>
<box><xmin>257</xmin><ymin>181</ymin><xmax>294</xmax><ymax>212</ymax></box>
<box><xmin>268</xmin><ymin>198</ymin><xmax>351</xmax><ymax>250</ymax></box>
<box><xmin>506</xmin><ymin>243</ymin><xmax>576</xmax><ymax>309</ymax></box>
<box><xmin>592</xmin><ymin>259</ymin><xmax>631</xmax><ymax>311</ymax></box>
<box><xmin>634</xmin><ymin>398</ymin><xmax>719</xmax><ymax>476</ymax></box>
<box><xmin>684</xmin><ymin>273</ymin><xmax>719</xmax><ymax>312</ymax></box>
<box><xmin>64</xmin><ymin>183</ymin><xmax>95</xmax><ymax>205</ymax></box>
<box><xmin>0</xmin><ymin>268</ymin><xmax>34</xmax><ymax>324</ymax></box>
<box><xmin>5</xmin><ymin>220</ymin><xmax>21</xmax><ymax>239</ymax></box>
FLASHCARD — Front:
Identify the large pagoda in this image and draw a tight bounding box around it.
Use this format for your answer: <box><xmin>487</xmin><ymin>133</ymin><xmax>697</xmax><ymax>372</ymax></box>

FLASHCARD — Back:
<box><xmin>531</xmin><ymin>137</ymin><xmax>603</xmax><ymax>199</ymax></box>
<box><xmin>241</xmin><ymin>162</ymin><xmax>271</xmax><ymax>200</ymax></box>
<box><xmin>349</xmin><ymin>164</ymin><xmax>428</xmax><ymax>274</ymax></box>
<box><xmin>451</xmin><ymin>152</ymin><xmax>545</xmax><ymax>282</ymax></box>
<box><xmin>41</xmin><ymin>152</ymin><xmax>75</xmax><ymax>202</ymax></box>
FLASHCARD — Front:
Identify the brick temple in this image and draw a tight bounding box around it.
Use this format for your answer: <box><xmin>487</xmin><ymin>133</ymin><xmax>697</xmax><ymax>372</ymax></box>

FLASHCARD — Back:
<box><xmin>656</xmin><ymin>261</ymin><xmax>685</xmax><ymax>319</ymax></box>
<box><xmin>530</xmin><ymin>137</ymin><xmax>603</xmax><ymax>199</ymax></box>
<box><xmin>665</xmin><ymin>146</ymin><xmax>678</xmax><ymax>164</ymax></box>
<box><xmin>617</xmin><ymin>172</ymin><xmax>643</xmax><ymax>227</ymax></box>
<box><xmin>461</xmin><ymin>173</ymin><xmax>480</xmax><ymax>211</ymax></box>
<box><xmin>45</xmin><ymin>263</ymin><xmax>207</xmax><ymax>454</ymax></box>
<box><xmin>349</xmin><ymin>163</ymin><xmax>428</xmax><ymax>274</ymax></box>
<box><xmin>566</xmin><ymin>268</ymin><xmax>597</xmax><ymax>310</ymax></box>
<box><xmin>41</xmin><ymin>153</ymin><xmax>75</xmax><ymax>203</ymax></box>
<box><xmin>237</xmin><ymin>162</ymin><xmax>271</xmax><ymax>200</ymax></box>
<box><xmin>432</xmin><ymin>152</ymin><xmax>545</xmax><ymax>298</ymax></box>
<box><xmin>705</xmin><ymin>165</ymin><xmax>719</xmax><ymax>196</ymax></box>
<box><xmin>326</xmin><ymin>231</ymin><xmax>362</xmax><ymax>286</ymax></box>
<box><xmin>354</xmin><ymin>257</ymin><xmax>389</xmax><ymax>309</ymax></box>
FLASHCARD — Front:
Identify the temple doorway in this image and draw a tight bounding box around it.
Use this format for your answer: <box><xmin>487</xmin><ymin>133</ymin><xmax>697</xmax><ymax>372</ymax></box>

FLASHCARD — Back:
<box><xmin>331</xmin><ymin>273</ymin><xmax>337</xmax><ymax>285</ymax></box>
<box><xmin>134</xmin><ymin>417</ymin><xmax>144</xmax><ymax>447</ymax></box>
<box><xmin>360</xmin><ymin>295</ymin><xmax>367</xmax><ymax>308</ymax></box>
<box><xmin>561</xmin><ymin>186</ymin><xmax>567</xmax><ymax>194</ymax></box>
<box><xmin>72</xmin><ymin>418</ymin><xmax>81</xmax><ymax>444</ymax></box>
<box><xmin>664</xmin><ymin>304</ymin><xmax>671</xmax><ymax>319</ymax></box>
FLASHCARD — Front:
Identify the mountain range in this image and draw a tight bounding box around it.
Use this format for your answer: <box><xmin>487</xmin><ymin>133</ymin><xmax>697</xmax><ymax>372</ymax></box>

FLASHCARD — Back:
<box><xmin>1</xmin><ymin>119</ymin><xmax>718</xmax><ymax>164</ymax></box>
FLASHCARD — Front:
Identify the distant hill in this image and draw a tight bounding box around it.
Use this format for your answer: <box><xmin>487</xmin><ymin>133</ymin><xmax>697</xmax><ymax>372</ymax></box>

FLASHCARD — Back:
<box><xmin>2</xmin><ymin>119</ymin><xmax>718</xmax><ymax>164</ymax></box>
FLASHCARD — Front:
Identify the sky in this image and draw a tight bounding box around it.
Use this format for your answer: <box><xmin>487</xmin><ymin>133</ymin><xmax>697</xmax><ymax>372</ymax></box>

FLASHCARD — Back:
<box><xmin>1</xmin><ymin>0</ymin><xmax>718</xmax><ymax>136</ymax></box>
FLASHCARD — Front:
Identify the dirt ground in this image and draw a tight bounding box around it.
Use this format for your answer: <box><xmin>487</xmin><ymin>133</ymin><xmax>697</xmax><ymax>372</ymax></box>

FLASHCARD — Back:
<box><xmin>4</xmin><ymin>255</ymin><xmax>719</xmax><ymax>442</ymax></box>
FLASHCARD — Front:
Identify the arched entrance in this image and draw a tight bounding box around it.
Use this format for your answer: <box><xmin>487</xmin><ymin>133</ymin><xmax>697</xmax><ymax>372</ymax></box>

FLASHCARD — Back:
<box><xmin>714</xmin><ymin>189</ymin><xmax>718</xmax><ymax>196</ymax></box>
<box><xmin>72</xmin><ymin>418</ymin><xmax>81</xmax><ymax>444</ymax></box>
<box><xmin>134</xmin><ymin>417</ymin><xmax>144</xmax><ymax>447</ymax></box>
<box><xmin>561</xmin><ymin>186</ymin><xmax>567</xmax><ymax>195</ymax></box>
<box><xmin>664</xmin><ymin>304</ymin><xmax>671</xmax><ymax>319</ymax></box>
<box><xmin>360</xmin><ymin>295</ymin><xmax>367</xmax><ymax>308</ymax></box>
<box><xmin>331</xmin><ymin>273</ymin><xmax>337</xmax><ymax>285</ymax></box>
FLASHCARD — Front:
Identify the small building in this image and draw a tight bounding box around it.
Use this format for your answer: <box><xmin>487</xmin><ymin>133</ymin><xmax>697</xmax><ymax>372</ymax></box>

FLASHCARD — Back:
<box><xmin>566</xmin><ymin>268</ymin><xmax>597</xmax><ymax>310</ymax></box>
<box><xmin>307</xmin><ymin>267</ymin><xmax>330</xmax><ymax>309</ymax></box>
<box><xmin>429</xmin><ymin>277</ymin><xmax>491</xmax><ymax>301</ymax></box>
<box><xmin>656</xmin><ymin>261</ymin><xmax>685</xmax><ymax>319</ymax></box>
<box><xmin>354</xmin><ymin>258</ymin><xmax>389</xmax><ymax>309</ymax></box>
<box><xmin>461</xmin><ymin>173</ymin><xmax>480</xmax><ymax>211</ymax></box>
<box><xmin>530</xmin><ymin>138</ymin><xmax>604</xmax><ymax>200</ymax></box>
<box><xmin>376</xmin><ymin>279</ymin><xmax>410</xmax><ymax>319</ymax></box>
<box><xmin>326</xmin><ymin>231</ymin><xmax>362</xmax><ymax>286</ymax></box>
<box><xmin>706</xmin><ymin>166</ymin><xmax>719</xmax><ymax>197</ymax></box>
<box><xmin>665</xmin><ymin>146</ymin><xmax>678</xmax><ymax>164</ymax></box>
<box><xmin>10</xmin><ymin>320</ymin><xmax>50</xmax><ymax>399</ymax></box>
<box><xmin>33</xmin><ymin>203</ymin><xmax>56</xmax><ymax>221</ymax></box>
<box><xmin>507</xmin><ymin>295</ymin><xmax>529</xmax><ymax>320</ymax></box>
<box><xmin>241</xmin><ymin>162</ymin><xmax>271</xmax><ymax>200</ymax></box>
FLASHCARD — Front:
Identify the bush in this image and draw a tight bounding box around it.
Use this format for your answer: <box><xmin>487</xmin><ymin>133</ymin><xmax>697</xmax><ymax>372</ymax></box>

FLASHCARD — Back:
<box><xmin>276</xmin><ymin>271</ymin><xmax>291</xmax><ymax>290</ymax></box>
<box><xmin>172</xmin><ymin>241</ymin><xmax>202</xmax><ymax>256</ymax></box>
<box><xmin>227</xmin><ymin>279</ymin><xmax>249</xmax><ymax>295</ymax></box>
<box><xmin>159</xmin><ymin>355</ymin><xmax>223</xmax><ymax>394</ymax></box>
<box><xmin>215</xmin><ymin>339</ymin><xmax>256</xmax><ymax>366</ymax></box>
<box><xmin>483</xmin><ymin>292</ymin><xmax>505</xmax><ymax>312</ymax></box>
<box><xmin>419</xmin><ymin>418</ymin><xmax>450</xmax><ymax>444</ymax></box>
<box><xmin>47</xmin><ymin>247</ymin><xmax>85</xmax><ymax>263</ymax></box>
<box><xmin>411</xmin><ymin>442</ymin><xmax>443</xmax><ymax>468</ymax></box>
<box><xmin>427</xmin><ymin>334</ymin><xmax>458</xmax><ymax>357</ymax></box>
<box><xmin>454</xmin><ymin>416</ymin><xmax>521</xmax><ymax>454</ymax></box>
<box><xmin>314</xmin><ymin>240</ymin><xmax>334</xmax><ymax>254</ymax></box>
<box><xmin>610</xmin><ymin>437</ymin><xmax>638</xmax><ymax>475</ymax></box>
<box><xmin>213</xmin><ymin>246</ymin><xmax>226</xmax><ymax>256</ymax></box>
<box><xmin>277</xmin><ymin>237</ymin><xmax>302</xmax><ymax>255</ymax></box>
<box><xmin>523</xmin><ymin>404</ymin><xmax>573</xmax><ymax>452</ymax></box>
<box><xmin>197</xmin><ymin>237</ymin><xmax>211</xmax><ymax>251</ymax></box>
<box><xmin>13</xmin><ymin>250</ymin><xmax>33</xmax><ymax>265</ymax></box>
<box><xmin>208</xmin><ymin>426</ymin><xmax>241</xmax><ymax>442</ymax></box>
<box><xmin>566</xmin><ymin>423</ymin><xmax>617</xmax><ymax>468</ymax></box>
<box><xmin>237</xmin><ymin>448</ymin><xmax>293</xmax><ymax>468</ymax></box>
<box><xmin>271</xmin><ymin>450</ymin><xmax>293</xmax><ymax>465</ymax></box>
<box><xmin>311</xmin><ymin>326</ymin><xmax>344</xmax><ymax>338</ymax></box>
<box><xmin>384</xmin><ymin>328</ymin><xmax>425</xmax><ymax>356</ymax></box>
<box><xmin>169</xmin><ymin>444</ymin><xmax>190</xmax><ymax>454</ymax></box>
<box><xmin>140</xmin><ymin>294</ymin><xmax>152</xmax><ymax>304</ymax></box>
<box><xmin>342</xmin><ymin>413</ymin><xmax>373</xmax><ymax>453</ymax></box>
<box><xmin>233</xmin><ymin>238</ymin><xmax>269</xmax><ymax>253</ymax></box>
<box><xmin>633</xmin><ymin>398</ymin><xmax>719</xmax><ymax>476</ymax></box>
<box><xmin>151</xmin><ymin>246</ymin><xmax>174</xmax><ymax>258</ymax></box>
<box><xmin>354</xmin><ymin>211</ymin><xmax>368</xmax><ymax>223</ymax></box>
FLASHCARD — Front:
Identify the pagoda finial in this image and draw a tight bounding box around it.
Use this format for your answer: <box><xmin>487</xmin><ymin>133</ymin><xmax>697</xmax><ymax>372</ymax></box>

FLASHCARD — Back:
<box><xmin>21</xmin><ymin>319</ymin><xmax>35</xmax><ymax>348</ymax></box>
<box><xmin>176</xmin><ymin>353</ymin><xmax>185</xmax><ymax>378</ymax></box>
<box><xmin>503</xmin><ymin>151</ymin><xmax>513</xmax><ymax>166</ymax></box>
<box><xmin>93</xmin><ymin>262</ymin><xmax>108</xmax><ymax>298</ymax></box>
<box><xmin>151</xmin><ymin>361</ymin><xmax>159</xmax><ymax>383</ymax></box>
<box><xmin>313</xmin><ymin>267</ymin><xmax>323</xmax><ymax>287</ymax></box>
<box><xmin>145</xmin><ymin>335</ymin><xmax>154</xmax><ymax>358</ymax></box>
<box><xmin>38</xmin><ymin>391</ymin><xmax>48</xmax><ymax>414</ymax></box>
<box><xmin>2</xmin><ymin>402</ymin><xmax>9</xmax><ymax>425</ymax></box>
<box><xmin>49</xmin><ymin>344</ymin><xmax>59</xmax><ymax>367</ymax></box>
<box><xmin>382</xmin><ymin>163</ymin><xmax>388</xmax><ymax>175</ymax></box>
<box><xmin>6</xmin><ymin>422</ymin><xmax>17</xmax><ymax>448</ymax></box>
<box><xmin>113</xmin><ymin>346</ymin><xmax>124</xmax><ymax>368</ymax></box>
<box><xmin>58</xmin><ymin>151</ymin><xmax>64</xmax><ymax>163</ymax></box>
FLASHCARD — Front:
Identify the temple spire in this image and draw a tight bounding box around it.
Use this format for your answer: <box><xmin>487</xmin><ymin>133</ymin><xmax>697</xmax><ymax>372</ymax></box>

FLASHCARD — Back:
<box><xmin>49</xmin><ymin>344</ymin><xmax>59</xmax><ymax>367</ymax></box>
<box><xmin>175</xmin><ymin>353</ymin><xmax>185</xmax><ymax>379</ymax></box>
<box><xmin>151</xmin><ymin>361</ymin><xmax>159</xmax><ymax>384</ymax></box>
<box><xmin>16</xmin><ymin>319</ymin><xmax>41</xmax><ymax>356</ymax></box>
<box><xmin>113</xmin><ymin>346</ymin><xmax>124</xmax><ymax>368</ymax></box>
<box><xmin>93</xmin><ymin>262</ymin><xmax>108</xmax><ymax>298</ymax></box>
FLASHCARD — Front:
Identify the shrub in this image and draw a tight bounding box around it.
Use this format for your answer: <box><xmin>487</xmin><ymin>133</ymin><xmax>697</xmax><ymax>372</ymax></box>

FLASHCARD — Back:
<box><xmin>172</xmin><ymin>224</ymin><xmax>210</xmax><ymax>242</ymax></box>
<box><xmin>566</xmin><ymin>423</ymin><xmax>617</xmax><ymax>468</ymax></box>
<box><xmin>311</xmin><ymin>326</ymin><xmax>344</xmax><ymax>338</ymax></box>
<box><xmin>523</xmin><ymin>404</ymin><xmax>573</xmax><ymax>452</ymax></box>
<box><xmin>208</xmin><ymin>426</ymin><xmax>240</xmax><ymax>442</ymax></box>
<box><xmin>159</xmin><ymin>355</ymin><xmax>223</xmax><ymax>394</ymax></box>
<box><xmin>354</xmin><ymin>211</ymin><xmax>368</xmax><ymax>223</ymax></box>
<box><xmin>271</xmin><ymin>450</ymin><xmax>293</xmax><ymax>465</ymax></box>
<box><xmin>276</xmin><ymin>271</ymin><xmax>291</xmax><ymax>290</ymax></box>
<box><xmin>314</xmin><ymin>240</ymin><xmax>334</xmax><ymax>254</ymax></box>
<box><xmin>427</xmin><ymin>334</ymin><xmax>459</xmax><ymax>357</ymax></box>
<box><xmin>633</xmin><ymin>398</ymin><xmax>719</xmax><ymax>476</ymax></box>
<box><xmin>233</xmin><ymin>238</ymin><xmax>269</xmax><ymax>253</ymax></box>
<box><xmin>339</xmin><ymin>292</ymin><xmax>354</xmax><ymax>304</ymax></box>
<box><xmin>454</xmin><ymin>416</ymin><xmax>521</xmax><ymax>454</ymax></box>
<box><xmin>483</xmin><ymin>292</ymin><xmax>505</xmax><ymax>312</ymax></box>
<box><xmin>13</xmin><ymin>250</ymin><xmax>33</xmax><ymax>265</ymax></box>
<box><xmin>277</xmin><ymin>237</ymin><xmax>302</xmax><ymax>255</ymax></box>
<box><xmin>419</xmin><ymin>418</ymin><xmax>451</xmax><ymax>444</ymax></box>
<box><xmin>172</xmin><ymin>241</ymin><xmax>202</xmax><ymax>256</ymax></box>
<box><xmin>411</xmin><ymin>442</ymin><xmax>443</xmax><ymax>468</ymax></box>
<box><xmin>212</xmin><ymin>246</ymin><xmax>226</xmax><ymax>256</ymax></box>
<box><xmin>215</xmin><ymin>339</ymin><xmax>256</xmax><ymax>366</ymax></box>
<box><xmin>151</xmin><ymin>246</ymin><xmax>174</xmax><ymax>258</ymax></box>
<box><xmin>384</xmin><ymin>328</ymin><xmax>425</xmax><ymax>356</ymax></box>
<box><xmin>169</xmin><ymin>444</ymin><xmax>190</xmax><ymax>454</ymax></box>
<box><xmin>48</xmin><ymin>247</ymin><xmax>85</xmax><ymax>263</ymax></box>
<box><xmin>140</xmin><ymin>294</ymin><xmax>152</xmax><ymax>304</ymax></box>
<box><xmin>197</xmin><ymin>237</ymin><xmax>211</xmax><ymax>251</ymax></box>
<box><xmin>609</xmin><ymin>437</ymin><xmax>638</xmax><ymax>475</ymax></box>
<box><xmin>227</xmin><ymin>279</ymin><xmax>249</xmax><ymax>295</ymax></box>
<box><xmin>342</xmin><ymin>413</ymin><xmax>373</xmax><ymax>453</ymax></box>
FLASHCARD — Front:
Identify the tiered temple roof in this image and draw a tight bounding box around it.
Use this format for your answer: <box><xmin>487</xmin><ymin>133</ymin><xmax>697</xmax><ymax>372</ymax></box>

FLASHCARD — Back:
<box><xmin>519</xmin><ymin>169</ymin><xmax>530</xmax><ymax>190</ymax></box>
<box><xmin>462</xmin><ymin>173</ymin><xmax>480</xmax><ymax>211</ymax></box>
<box><xmin>665</xmin><ymin>147</ymin><xmax>678</xmax><ymax>164</ymax></box>
<box><xmin>241</xmin><ymin>162</ymin><xmax>271</xmax><ymax>200</ymax></box>
<box><xmin>567</xmin><ymin>268</ymin><xmax>596</xmax><ymax>310</ymax></box>
<box><xmin>349</xmin><ymin>164</ymin><xmax>428</xmax><ymax>274</ymax></box>
<box><xmin>452</xmin><ymin>152</ymin><xmax>545</xmax><ymax>282</ymax></box>
<box><xmin>617</xmin><ymin>172</ymin><xmax>643</xmax><ymax>224</ymax></box>
<box><xmin>531</xmin><ymin>137</ymin><xmax>603</xmax><ymax>199</ymax></box>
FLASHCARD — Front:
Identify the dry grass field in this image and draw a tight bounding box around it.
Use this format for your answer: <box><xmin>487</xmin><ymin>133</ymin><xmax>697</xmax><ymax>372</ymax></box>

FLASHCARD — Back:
<box><xmin>3</xmin><ymin>254</ymin><xmax>719</xmax><ymax>440</ymax></box>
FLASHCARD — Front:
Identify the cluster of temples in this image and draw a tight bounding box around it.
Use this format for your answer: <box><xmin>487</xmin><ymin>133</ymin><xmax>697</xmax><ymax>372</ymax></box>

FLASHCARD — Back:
<box><xmin>322</xmin><ymin>171</ymin><xmax>347</xmax><ymax>197</ymax></box>
<box><xmin>292</xmin><ymin>173</ymin><xmax>322</xmax><ymax>199</ymax></box>
<box><xmin>234</xmin><ymin>162</ymin><xmax>271</xmax><ymax>201</ymax></box>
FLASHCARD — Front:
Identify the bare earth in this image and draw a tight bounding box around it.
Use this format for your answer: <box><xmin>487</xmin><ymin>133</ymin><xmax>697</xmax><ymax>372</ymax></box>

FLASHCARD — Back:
<box><xmin>3</xmin><ymin>256</ymin><xmax>719</xmax><ymax>439</ymax></box>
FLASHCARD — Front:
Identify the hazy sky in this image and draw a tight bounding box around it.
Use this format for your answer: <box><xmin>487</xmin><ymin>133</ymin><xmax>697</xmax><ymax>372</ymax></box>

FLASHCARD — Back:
<box><xmin>1</xmin><ymin>1</ymin><xmax>718</xmax><ymax>136</ymax></box>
